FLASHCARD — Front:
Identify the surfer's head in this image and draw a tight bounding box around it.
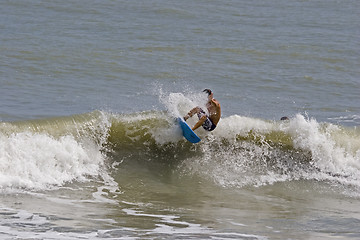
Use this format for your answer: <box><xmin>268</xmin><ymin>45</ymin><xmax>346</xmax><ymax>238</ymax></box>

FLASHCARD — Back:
<box><xmin>203</xmin><ymin>89</ymin><xmax>213</xmax><ymax>101</ymax></box>
<box><xmin>203</xmin><ymin>89</ymin><xmax>212</xmax><ymax>96</ymax></box>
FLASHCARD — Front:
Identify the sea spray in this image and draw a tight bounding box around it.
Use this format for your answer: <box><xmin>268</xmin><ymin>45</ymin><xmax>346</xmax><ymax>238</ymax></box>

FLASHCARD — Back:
<box><xmin>158</xmin><ymin>89</ymin><xmax>209</xmax><ymax>119</ymax></box>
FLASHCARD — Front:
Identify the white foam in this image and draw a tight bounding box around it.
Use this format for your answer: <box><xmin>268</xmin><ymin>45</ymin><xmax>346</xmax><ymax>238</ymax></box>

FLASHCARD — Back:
<box><xmin>287</xmin><ymin>114</ymin><xmax>360</xmax><ymax>179</ymax></box>
<box><xmin>214</xmin><ymin>114</ymin><xmax>274</xmax><ymax>138</ymax></box>
<box><xmin>180</xmin><ymin>113</ymin><xmax>360</xmax><ymax>190</ymax></box>
<box><xmin>0</xmin><ymin>132</ymin><xmax>105</xmax><ymax>191</ymax></box>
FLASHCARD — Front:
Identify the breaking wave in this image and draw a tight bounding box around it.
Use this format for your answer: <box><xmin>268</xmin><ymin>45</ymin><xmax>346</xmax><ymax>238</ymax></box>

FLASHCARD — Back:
<box><xmin>0</xmin><ymin>104</ymin><xmax>359</xmax><ymax>195</ymax></box>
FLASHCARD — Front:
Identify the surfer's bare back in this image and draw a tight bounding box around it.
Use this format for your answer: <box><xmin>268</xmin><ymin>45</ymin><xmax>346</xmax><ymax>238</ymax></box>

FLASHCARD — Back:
<box><xmin>184</xmin><ymin>89</ymin><xmax>221</xmax><ymax>131</ymax></box>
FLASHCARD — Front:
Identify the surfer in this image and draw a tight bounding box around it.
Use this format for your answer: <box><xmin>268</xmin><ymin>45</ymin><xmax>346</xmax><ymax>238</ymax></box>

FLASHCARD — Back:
<box><xmin>183</xmin><ymin>89</ymin><xmax>221</xmax><ymax>131</ymax></box>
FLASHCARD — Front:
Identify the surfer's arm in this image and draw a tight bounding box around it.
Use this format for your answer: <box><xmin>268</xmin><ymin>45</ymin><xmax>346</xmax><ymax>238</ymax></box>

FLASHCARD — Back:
<box><xmin>184</xmin><ymin>107</ymin><xmax>201</xmax><ymax>120</ymax></box>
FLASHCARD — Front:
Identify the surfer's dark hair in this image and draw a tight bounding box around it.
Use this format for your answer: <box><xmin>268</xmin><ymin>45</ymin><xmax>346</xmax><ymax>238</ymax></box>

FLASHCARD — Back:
<box><xmin>203</xmin><ymin>89</ymin><xmax>212</xmax><ymax>95</ymax></box>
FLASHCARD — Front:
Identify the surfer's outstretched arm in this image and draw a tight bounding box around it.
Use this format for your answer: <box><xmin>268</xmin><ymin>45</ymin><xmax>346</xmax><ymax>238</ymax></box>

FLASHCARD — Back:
<box><xmin>184</xmin><ymin>107</ymin><xmax>201</xmax><ymax>121</ymax></box>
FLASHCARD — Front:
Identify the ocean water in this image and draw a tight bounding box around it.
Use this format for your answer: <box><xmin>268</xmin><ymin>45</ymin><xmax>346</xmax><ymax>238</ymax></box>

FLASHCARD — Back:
<box><xmin>1</xmin><ymin>0</ymin><xmax>359</xmax><ymax>239</ymax></box>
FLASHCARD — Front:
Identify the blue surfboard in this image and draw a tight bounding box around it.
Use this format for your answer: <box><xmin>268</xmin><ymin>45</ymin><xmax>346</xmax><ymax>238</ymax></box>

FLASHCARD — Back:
<box><xmin>178</xmin><ymin>118</ymin><xmax>201</xmax><ymax>143</ymax></box>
